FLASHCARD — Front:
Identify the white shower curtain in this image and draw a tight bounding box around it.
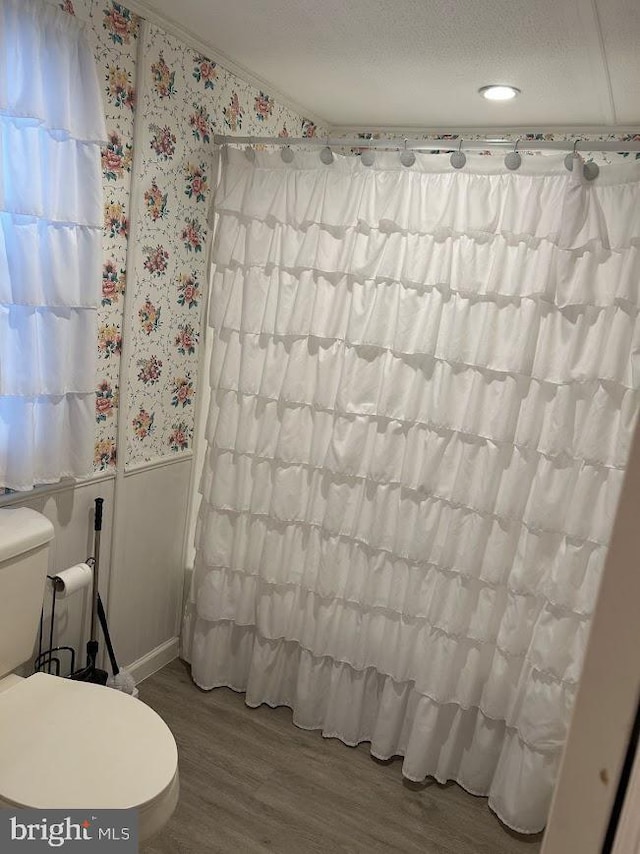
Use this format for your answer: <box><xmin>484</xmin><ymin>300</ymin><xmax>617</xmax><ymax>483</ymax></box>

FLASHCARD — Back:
<box><xmin>186</xmin><ymin>147</ymin><xmax>640</xmax><ymax>833</ymax></box>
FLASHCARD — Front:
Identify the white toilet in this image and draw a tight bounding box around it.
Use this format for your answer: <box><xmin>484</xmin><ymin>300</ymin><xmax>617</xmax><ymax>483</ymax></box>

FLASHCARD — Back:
<box><xmin>0</xmin><ymin>507</ymin><xmax>179</xmax><ymax>841</ymax></box>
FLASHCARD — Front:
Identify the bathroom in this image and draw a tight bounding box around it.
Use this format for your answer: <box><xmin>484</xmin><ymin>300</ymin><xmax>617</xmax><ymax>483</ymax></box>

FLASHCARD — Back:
<box><xmin>1</xmin><ymin>0</ymin><xmax>640</xmax><ymax>850</ymax></box>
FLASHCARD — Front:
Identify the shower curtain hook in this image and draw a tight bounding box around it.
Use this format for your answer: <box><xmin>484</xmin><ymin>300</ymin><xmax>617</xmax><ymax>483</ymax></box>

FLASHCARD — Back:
<box><xmin>361</xmin><ymin>139</ymin><xmax>375</xmax><ymax>167</ymax></box>
<box><xmin>450</xmin><ymin>137</ymin><xmax>466</xmax><ymax>170</ymax></box>
<box><xmin>583</xmin><ymin>157</ymin><xmax>600</xmax><ymax>181</ymax></box>
<box><xmin>504</xmin><ymin>137</ymin><xmax>522</xmax><ymax>171</ymax></box>
<box><xmin>564</xmin><ymin>139</ymin><xmax>581</xmax><ymax>171</ymax></box>
<box><xmin>320</xmin><ymin>135</ymin><xmax>334</xmax><ymax>165</ymax></box>
<box><xmin>400</xmin><ymin>137</ymin><xmax>416</xmax><ymax>167</ymax></box>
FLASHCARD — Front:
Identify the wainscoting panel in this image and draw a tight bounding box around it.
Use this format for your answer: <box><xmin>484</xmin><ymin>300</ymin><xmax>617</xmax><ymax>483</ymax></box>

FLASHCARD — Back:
<box><xmin>108</xmin><ymin>457</ymin><xmax>192</xmax><ymax>669</ymax></box>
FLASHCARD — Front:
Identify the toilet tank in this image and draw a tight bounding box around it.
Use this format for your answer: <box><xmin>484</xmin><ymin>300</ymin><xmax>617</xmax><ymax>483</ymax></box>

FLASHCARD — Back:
<box><xmin>0</xmin><ymin>508</ymin><xmax>55</xmax><ymax>679</ymax></box>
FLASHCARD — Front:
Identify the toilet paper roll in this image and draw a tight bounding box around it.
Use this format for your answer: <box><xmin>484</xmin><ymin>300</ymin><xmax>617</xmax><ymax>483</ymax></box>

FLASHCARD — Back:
<box><xmin>53</xmin><ymin>563</ymin><xmax>93</xmax><ymax>598</ymax></box>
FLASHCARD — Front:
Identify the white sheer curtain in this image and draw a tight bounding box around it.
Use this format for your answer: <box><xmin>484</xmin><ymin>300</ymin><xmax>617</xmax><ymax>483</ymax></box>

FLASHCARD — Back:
<box><xmin>0</xmin><ymin>0</ymin><xmax>106</xmax><ymax>490</ymax></box>
<box><xmin>185</xmin><ymin>147</ymin><xmax>640</xmax><ymax>833</ymax></box>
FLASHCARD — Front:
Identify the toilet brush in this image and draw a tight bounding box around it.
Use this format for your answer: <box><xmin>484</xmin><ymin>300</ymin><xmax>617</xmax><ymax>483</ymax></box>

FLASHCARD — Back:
<box><xmin>70</xmin><ymin>498</ymin><xmax>108</xmax><ymax>685</ymax></box>
<box><xmin>97</xmin><ymin>593</ymin><xmax>138</xmax><ymax>697</ymax></box>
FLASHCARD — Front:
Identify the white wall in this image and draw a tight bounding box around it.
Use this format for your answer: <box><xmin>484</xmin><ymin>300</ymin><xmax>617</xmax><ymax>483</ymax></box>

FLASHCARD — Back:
<box><xmin>542</xmin><ymin>415</ymin><xmax>640</xmax><ymax>852</ymax></box>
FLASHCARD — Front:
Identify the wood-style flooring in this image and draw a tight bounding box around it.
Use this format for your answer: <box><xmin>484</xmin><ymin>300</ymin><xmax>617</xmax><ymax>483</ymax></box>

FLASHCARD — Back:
<box><xmin>139</xmin><ymin>659</ymin><xmax>544</xmax><ymax>854</ymax></box>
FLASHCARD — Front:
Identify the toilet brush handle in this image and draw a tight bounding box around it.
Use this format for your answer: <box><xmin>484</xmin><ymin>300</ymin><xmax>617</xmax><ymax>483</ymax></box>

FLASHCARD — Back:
<box><xmin>90</xmin><ymin>498</ymin><xmax>104</xmax><ymax>647</ymax></box>
<box><xmin>97</xmin><ymin>593</ymin><xmax>120</xmax><ymax>676</ymax></box>
<box><xmin>95</xmin><ymin>497</ymin><xmax>104</xmax><ymax>532</ymax></box>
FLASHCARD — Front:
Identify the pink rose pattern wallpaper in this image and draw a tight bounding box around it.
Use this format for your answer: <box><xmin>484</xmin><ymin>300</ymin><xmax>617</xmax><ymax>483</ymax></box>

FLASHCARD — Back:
<box><xmin>51</xmin><ymin>0</ymin><xmax>323</xmax><ymax>470</ymax></box>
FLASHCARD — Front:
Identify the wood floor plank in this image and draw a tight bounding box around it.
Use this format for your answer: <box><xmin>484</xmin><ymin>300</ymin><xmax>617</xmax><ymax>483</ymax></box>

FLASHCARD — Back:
<box><xmin>139</xmin><ymin>659</ymin><xmax>543</xmax><ymax>854</ymax></box>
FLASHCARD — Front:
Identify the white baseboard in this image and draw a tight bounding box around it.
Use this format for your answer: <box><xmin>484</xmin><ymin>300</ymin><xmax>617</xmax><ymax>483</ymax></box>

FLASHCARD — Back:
<box><xmin>126</xmin><ymin>637</ymin><xmax>179</xmax><ymax>685</ymax></box>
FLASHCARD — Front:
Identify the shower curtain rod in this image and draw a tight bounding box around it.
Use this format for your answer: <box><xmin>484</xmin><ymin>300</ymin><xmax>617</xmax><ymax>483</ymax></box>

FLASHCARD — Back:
<box><xmin>214</xmin><ymin>134</ymin><xmax>640</xmax><ymax>153</ymax></box>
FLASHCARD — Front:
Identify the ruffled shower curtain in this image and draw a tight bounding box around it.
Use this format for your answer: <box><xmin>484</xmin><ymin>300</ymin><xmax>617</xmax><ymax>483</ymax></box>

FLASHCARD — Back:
<box><xmin>185</xmin><ymin>147</ymin><xmax>640</xmax><ymax>833</ymax></box>
<box><xmin>0</xmin><ymin>0</ymin><xmax>106</xmax><ymax>490</ymax></box>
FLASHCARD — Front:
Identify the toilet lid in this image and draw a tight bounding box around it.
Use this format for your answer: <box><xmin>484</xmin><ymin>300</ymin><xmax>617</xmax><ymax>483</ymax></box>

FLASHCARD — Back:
<box><xmin>0</xmin><ymin>673</ymin><xmax>178</xmax><ymax>810</ymax></box>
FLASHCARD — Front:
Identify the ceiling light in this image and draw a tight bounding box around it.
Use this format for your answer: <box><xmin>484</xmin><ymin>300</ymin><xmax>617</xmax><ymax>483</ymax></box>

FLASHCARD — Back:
<box><xmin>479</xmin><ymin>85</ymin><xmax>520</xmax><ymax>101</ymax></box>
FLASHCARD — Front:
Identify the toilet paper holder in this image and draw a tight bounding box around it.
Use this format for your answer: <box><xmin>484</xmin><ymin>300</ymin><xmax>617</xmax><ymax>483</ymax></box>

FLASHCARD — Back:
<box><xmin>33</xmin><ymin>561</ymin><xmax>95</xmax><ymax>676</ymax></box>
<box><xmin>34</xmin><ymin>574</ymin><xmax>78</xmax><ymax>676</ymax></box>
<box><xmin>34</xmin><ymin>498</ymin><xmax>105</xmax><ymax>679</ymax></box>
<box><xmin>35</xmin><ymin>555</ymin><xmax>99</xmax><ymax>676</ymax></box>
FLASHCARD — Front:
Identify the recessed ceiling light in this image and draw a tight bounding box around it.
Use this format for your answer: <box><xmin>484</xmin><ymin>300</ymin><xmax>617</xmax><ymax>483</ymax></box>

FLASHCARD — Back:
<box><xmin>479</xmin><ymin>85</ymin><xmax>520</xmax><ymax>101</ymax></box>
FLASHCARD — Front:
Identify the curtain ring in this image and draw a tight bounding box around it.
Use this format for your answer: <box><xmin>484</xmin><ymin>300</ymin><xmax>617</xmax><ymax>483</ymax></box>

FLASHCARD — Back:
<box><xmin>320</xmin><ymin>136</ymin><xmax>334</xmax><ymax>165</ymax></box>
<box><xmin>450</xmin><ymin>137</ymin><xmax>466</xmax><ymax>169</ymax></box>
<box><xmin>400</xmin><ymin>137</ymin><xmax>416</xmax><ymax>167</ymax></box>
<box><xmin>361</xmin><ymin>140</ymin><xmax>375</xmax><ymax>167</ymax></box>
<box><xmin>564</xmin><ymin>139</ymin><xmax>581</xmax><ymax>171</ymax></box>
<box><xmin>583</xmin><ymin>157</ymin><xmax>600</xmax><ymax>181</ymax></box>
<box><xmin>505</xmin><ymin>137</ymin><xmax>522</xmax><ymax>171</ymax></box>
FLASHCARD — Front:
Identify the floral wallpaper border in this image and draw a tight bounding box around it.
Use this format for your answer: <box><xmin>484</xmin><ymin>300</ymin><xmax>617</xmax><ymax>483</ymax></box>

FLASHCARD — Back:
<box><xmin>341</xmin><ymin>131</ymin><xmax>640</xmax><ymax>162</ymax></box>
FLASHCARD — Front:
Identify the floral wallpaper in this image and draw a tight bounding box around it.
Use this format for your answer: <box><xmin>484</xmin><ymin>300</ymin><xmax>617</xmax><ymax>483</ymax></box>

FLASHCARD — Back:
<box><xmin>125</xmin><ymin>23</ymin><xmax>322</xmax><ymax>465</ymax></box>
<box><xmin>49</xmin><ymin>0</ymin><xmax>324</xmax><ymax>471</ymax></box>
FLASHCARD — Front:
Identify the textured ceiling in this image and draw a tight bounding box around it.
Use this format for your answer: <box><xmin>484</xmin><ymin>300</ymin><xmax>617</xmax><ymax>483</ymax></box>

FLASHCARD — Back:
<box><xmin>133</xmin><ymin>0</ymin><xmax>640</xmax><ymax>130</ymax></box>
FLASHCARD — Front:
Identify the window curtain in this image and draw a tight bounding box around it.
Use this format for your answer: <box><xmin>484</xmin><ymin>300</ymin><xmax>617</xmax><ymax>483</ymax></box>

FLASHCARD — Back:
<box><xmin>185</xmin><ymin>147</ymin><xmax>640</xmax><ymax>833</ymax></box>
<box><xmin>0</xmin><ymin>0</ymin><xmax>106</xmax><ymax>490</ymax></box>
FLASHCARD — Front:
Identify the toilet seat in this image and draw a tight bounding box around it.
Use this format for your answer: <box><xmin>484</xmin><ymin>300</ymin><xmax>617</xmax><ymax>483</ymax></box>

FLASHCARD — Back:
<box><xmin>0</xmin><ymin>673</ymin><xmax>179</xmax><ymax>841</ymax></box>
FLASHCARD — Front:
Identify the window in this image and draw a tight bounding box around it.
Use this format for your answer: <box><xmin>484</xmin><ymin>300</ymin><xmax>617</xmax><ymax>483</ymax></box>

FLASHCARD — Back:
<box><xmin>0</xmin><ymin>0</ymin><xmax>106</xmax><ymax>490</ymax></box>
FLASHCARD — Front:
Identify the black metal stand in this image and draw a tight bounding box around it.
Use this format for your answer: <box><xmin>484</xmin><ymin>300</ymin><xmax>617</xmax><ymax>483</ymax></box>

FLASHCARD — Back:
<box><xmin>33</xmin><ymin>497</ymin><xmax>107</xmax><ymax>684</ymax></box>
<box><xmin>34</xmin><ymin>575</ymin><xmax>76</xmax><ymax>677</ymax></box>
